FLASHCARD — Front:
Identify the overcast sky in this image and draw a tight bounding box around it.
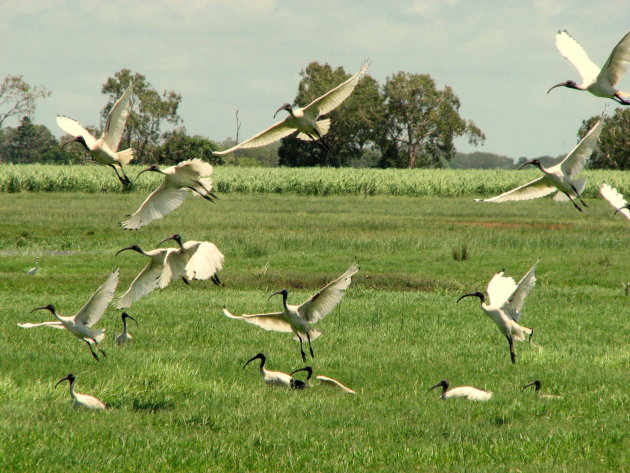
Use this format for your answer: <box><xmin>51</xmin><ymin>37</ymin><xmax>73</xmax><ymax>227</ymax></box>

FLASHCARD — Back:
<box><xmin>1</xmin><ymin>0</ymin><xmax>628</xmax><ymax>159</ymax></box>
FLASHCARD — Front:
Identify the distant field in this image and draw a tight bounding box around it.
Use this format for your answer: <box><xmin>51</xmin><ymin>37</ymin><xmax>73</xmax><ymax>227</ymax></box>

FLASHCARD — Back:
<box><xmin>0</xmin><ymin>190</ymin><xmax>628</xmax><ymax>472</ymax></box>
<box><xmin>1</xmin><ymin>163</ymin><xmax>629</xmax><ymax>197</ymax></box>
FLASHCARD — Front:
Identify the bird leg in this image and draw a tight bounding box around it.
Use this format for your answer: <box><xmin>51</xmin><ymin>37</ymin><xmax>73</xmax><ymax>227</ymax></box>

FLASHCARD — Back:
<box><xmin>181</xmin><ymin>276</ymin><xmax>190</xmax><ymax>286</ymax></box>
<box><xmin>109</xmin><ymin>164</ymin><xmax>131</xmax><ymax>187</ymax></box>
<box><xmin>570</xmin><ymin>184</ymin><xmax>588</xmax><ymax>207</ymax></box>
<box><xmin>188</xmin><ymin>186</ymin><xmax>215</xmax><ymax>202</ymax></box>
<box><xmin>505</xmin><ymin>335</ymin><xmax>516</xmax><ymax>364</ymax></box>
<box><xmin>528</xmin><ymin>327</ymin><xmax>534</xmax><ymax>343</ymax></box>
<box><xmin>84</xmin><ymin>339</ymin><xmax>100</xmax><ymax>361</ymax></box>
<box><xmin>193</xmin><ymin>180</ymin><xmax>219</xmax><ymax>200</ymax></box>
<box><xmin>306</xmin><ymin>331</ymin><xmax>315</xmax><ymax>359</ymax></box>
<box><xmin>613</xmin><ymin>94</ymin><xmax>630</xmax><ymax>105</ymax></box>
<box><xmin>563</xmin><ymin>192</ymin><xmax>583</xmax><ymax>212</ymax></box>
<box><xmin>210</xmin><ymin>274</ymin><xmax>222</xmax><ymax>286</ymax></box>
<box><xmin>296</xmin><ymin>333</ymin><xmax>307</xmax><ymax>362</ymax></box>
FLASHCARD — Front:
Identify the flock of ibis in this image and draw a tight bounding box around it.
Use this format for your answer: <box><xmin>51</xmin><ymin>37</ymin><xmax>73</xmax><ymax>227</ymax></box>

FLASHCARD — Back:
<box><xmin>18</xmin><ymin>29</ymin><xmax>630</xmax><ymax>409</ymax></box>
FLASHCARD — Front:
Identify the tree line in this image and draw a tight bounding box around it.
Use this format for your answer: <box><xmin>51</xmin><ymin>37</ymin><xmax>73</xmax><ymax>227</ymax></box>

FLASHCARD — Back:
<box><xmin>1</xmin><ymin>65</ymin><xmax>629</xmax><ymax>169</ymax></box>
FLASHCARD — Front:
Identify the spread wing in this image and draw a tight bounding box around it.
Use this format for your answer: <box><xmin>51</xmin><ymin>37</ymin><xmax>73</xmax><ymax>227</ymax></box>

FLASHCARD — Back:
<box><xmin>556</xmin><ymin>119</ymin><xmax>603</xmax><ymax>178</ymax></box>
<box><xmin>116</xmin><ymin>260</ymin><xmax>165</xmax><ymax>309</ymax></box>
<box><xmin>213</xmin><ymin>120</ymin><xmax>297</xmax><ymax>155</ymax></box>
<box><xmin>486</xmin><ymin>271</ymin><xmax>517</xmax><ymax>309</ymax></box>
<box><xmin>475</xmin><ymin>177</ymin><xmax>555</xmax><ymax>203</ymax></box>
<box><xmin>103</xmin><ymin>83</ymin><xmax>133</xmax><ymax>151</ymax></box>
<box><xmin>222</xmin><ymin>308</ymin><xmax>293</xmax><ymax>333</ymax></box>
<box><xmin>74</xmin><ymin>269</ymin><xmax>120</xmax><ymax>326</ymax></box>
<box><xmin>556</xmin><ymin>30</ymin><xmax>600</xmax><ymax>85</ymax></box>
<box><xmin>160</xmin><ymin>249</ymin><xmax>187</xmax><ymax>288</ymax></box>
<box><xmin>298</xmin><ymin>263</ymin><xmax>359</xmax><ymax>323</ymax></box>
<box><xmin>600</xmin><ymin>30</ymin><xmax>630</xmax><ymax>87</ymax></box>
<box><xmin>175</xmin><ymin>158</ymin><xmax>214</xmax><ymax>178</ymax></box>
<box><xmin>184</xmin><ymin>241</ymin><xmax>224</xmax><ymax>280</ymax></box>
<box><xmin>56</xmin><ymin>116</ymin><xmax>98</xmax><ymax>148</ymax></box>
<box><xmin>122</xmin><ymin>181</ymin><xmax>188</xmax><ymax>230</ymax></box>
<box><xmin>600</xmin><ymin>184</ymin><xmax>630</xmax><ymax>221</ymax></box>
<box><xmin>303</xmin><ymin>62</ymin><xmax>369</xmax><ymax>118</ymax></box>
<box><xmin>316</xmin><ymin>375</ymin><xmax>356</xmax><ymax>394</ymax></box>
<box><xmin>505</xmin><ymin>259</ymin><xmax>539</xmax><ymax>321</ymax></box>
<box><xmin>17</xmin><ymin>321</ymin><xmax>65</xmax><ymax>329</ymax></box>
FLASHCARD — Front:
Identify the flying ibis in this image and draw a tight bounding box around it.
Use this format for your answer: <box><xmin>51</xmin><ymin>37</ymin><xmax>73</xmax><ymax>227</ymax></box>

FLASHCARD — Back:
<box><xmin>427</xmin><ymin>380</ymin><xmax>493</xmax><ymax>401</ymax></box>
<box><xmin>157</xmin><ymin>234</ymin><xmax>224</xmax><ymax>287</ymax></box>
<box><xmin>115</xmin><ymin>312</ymin><xmax>138</xmax><ymax>345</ymax></box>
<box><xmin>58</xmin><ymin>84</ymin><xmax>135</xmax><ymax>185</ymax></box>
<box><xmin>243</xmin><ymin>353</ymin><xmax>307</xmax><ymax>389</ymax></box>
<box><xmin>223</xmin><ymin>263</ymin><xmax>359</xmax><ymax>362</ymax></box>
<box><xmin>121</xmin><ymin>158</ymin><xmax>216</xmax><ymax>230</ymax></box>
<box><xmin>600</xmin><ymin>183</ymin><xmax>630</xmax><ymax>221</ymax></box>
<box><xmin>476</xmin><ymin>120</ymin><xmax>603</xmax><ymax>212</ymax></box>
<box><xmin>19</xmin><ymin>269</ymin><xmax>119</xmax><ymax>361</ymax></box>
<box><xmin>457</xmin><ymin>260</ymin><xmax>539</xmax><ymax>364</ymax></box>
<box><xmin>548</xmin><ymin>30</ymin><xmax>630</xmax><ymax>104</ymax></box>
<box><xmin>55</xmin><ymin>373</ymin><xmax>107</xmax><ymax>410</ymax></box>
<box><xmin>214</xmin><ymin>62</ymin><xmax>369</xmax><ymax>155</ymax></box>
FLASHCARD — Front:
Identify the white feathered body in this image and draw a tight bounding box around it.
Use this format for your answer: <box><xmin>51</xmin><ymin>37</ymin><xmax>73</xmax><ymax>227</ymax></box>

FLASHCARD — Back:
<box><xmin>70</xmin><ymin>389</ymin><xmax>107</xmax><ymax>410</ymax></box>
<box><xmin>161</xmin><ymin>240</ymin><xmax>224</xmax><ymax>287</ymax></box>
<box><xmin>57</xmin><ymin>314</ymin><xmax>106</xmax><ymax>344</ymax></box>
<box><xmin>480</xmin><ymin>303</ymin><xmax>532</xmax><ymax>342</ymax></box>
<box><xmin>444</xmin><ymin>386</ymin><xmax>493</xmax><ymax>401</ymax></box>
<box><xmin>259</xmin><ymin>367</ymin><xmax>295</xmax><ymax>387</ymax></box>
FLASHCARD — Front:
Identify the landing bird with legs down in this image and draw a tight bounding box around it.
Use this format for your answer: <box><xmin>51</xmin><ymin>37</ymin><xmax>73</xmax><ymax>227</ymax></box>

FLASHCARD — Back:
<box><xmin>243</xmin><ymin>353</ymin><xmax>308</xmax><ymax>389</ymax></box>
<box><xmin>157</xmin><ymin>234</ymin><xmax>224</xmax><ymax>287</ymax></box>
<box><xmin>58</xmin><ymin>84</ymin><xmax>135</xmax><ymax>185</ymax></box>
<box><xmin>19</xmin><ymin>269</ymin><xmax>119</xmax><ymax>361</ymax></box>
<box><xmin>427</xmin><ymin>380</ymin><xmax>493</xmax><ymax>401</ymax></box>
<box><xmin>55</xmin><ymin>373</ymin><xmax>107</xmax><ymax>410</ymax></box>
<box><xmin>213</xmin><ymin>62</ymin><xmax>369</xmax><ymax>155</ymax></box>
<box><xmin>457</xmin><ymin>260</ymin><xmax>539</xmax><ymax>364</ymax></box>
<box><xmin>223</xmin><ymin>264</ymin><xmax>359</xmax><ymax>362</ymax></box>
<box><xmin>522</xmin><ymin>380</ymin><xmax>563</xmax><ymax>399</ymax></box>
<box><xmin>548</xmin><ymin>30</ymin><xmax>630</xmax><ymax>105</ymax></box>
<box><xmin>121</xmin><ymin>158</ymin><xmax>216</xmax><ymax>230</ymax></box>
<box><xmin>115</xmin><ymin>312</ymin><xmax>138</xmax><ymax>345</ymax></box>
<box><xmin>600</xmin><ymin>183</ymin><xmax>630</xmax><ymax>221</ymax></box>
<box><xmin>475</xmin><ymin>119</ymin><xmax>603</xmax><ymax>212</ymax></box>
<box><xmin>290</xmin><ymin>366</ymin><xmax>356</xmax><ymax>394</ymax></box>
<box><xmin>26</xmin><ymin>257</ymin><xmax>39</xmax><ymax>276</ymax></box>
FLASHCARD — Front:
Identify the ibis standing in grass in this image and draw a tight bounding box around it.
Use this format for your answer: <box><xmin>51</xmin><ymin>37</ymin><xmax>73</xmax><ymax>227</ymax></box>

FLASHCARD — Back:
<box><xmin>476</xmin><ymin>120</ymin><xmax>603</xmax><ymax>212</ymax></box>
<box><xmin>19</xmin><ymin>270</ymin><xmax>119</xmax><ymax>361</ymax></box>
<box><xmin>58</xmin><ymin>84</ymin><xmax>135</xmax><ymax>185</ymax></box>
<box><xmin>457</xmin><ymin>260</ymin><xmax>539</xmax><ymax>364</ymax></box>
<box><xmin>290</xmin><ymin>366</ymin><xmax>356</xmax><ymax>394</ymax></box>
<box><xmin>55</xmin><ymin>373</ymin><xmax>107</xmax><ymax>410</ymax></box>
<box><xmin>213</xmin><ymin>62</ymin><xmax>369</xmax><ymax>155</ymax></box>
<box><xmin>157</xmin><ymin>234</ymin><xmax>224</xmax><ymax>287</ymax></box>
<box><xmin>223</xmin><ymin>264</ymin><xmax>359</xmax><ymax>362</ymax></box>
<box><xmin>522</xmin><ymin>380</ymin><xmax>563</xmax><ymax>399</ymax></box>
<box><xmin>427</xmin><ymin>380</ymin><xmax>493</xmax><ymax>401</ymax></box>
<box><xmin>243</xmin><ymin>353</ymin><xmax>308</xmax><ymax>389</ymax></box>
<box><xmin>115</xmin><ymin>312</ymin><xmax>138</xmax><ymax>345</ymax></box>
<box><xmin>26</xmin><ymin>257</ymin><xmax>39</xmax><ymax>276</ymax></box>
<box><xmin>122</xmin><ymin>158</ymin><xmax>216</xmax><ymax>230</ymax></box>
<box><xmin>548</xmin><ymin>30</ymin><xmax>630</xmax><ymax>104</ymax></box>
<box><xmin>600</xmin><ymin>184</ymin><xmax>630</xmax><ymax>221</ymax></box>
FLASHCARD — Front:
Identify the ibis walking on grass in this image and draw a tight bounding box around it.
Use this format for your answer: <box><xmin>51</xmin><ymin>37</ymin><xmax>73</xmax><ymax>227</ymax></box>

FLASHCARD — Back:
<box><xmin>115</xmin><ymin>312</ymin><xmax>138</xmax><ymax>345</ymax></box>
<box><xmin>290</xmin><ymin>366</ymin><xmax>356</xmax><ymax>394</ymax></box>
<box><xmin>427</xmin><ymin>380</ymin><xmax>493</xmax><ymax>401</ymax></box>
<box><xmin>214</xmin><ymin>62</ymin><xmax>369</xmax><ymax>155</ymax></box>
<box><xmin>122</xmin><ymin>158</ymin><xmax>216</xmax><ymax>230</ymax></box>
<box><xmin>58</xmin><ymin>84</ymin><xmax>135</xmax><ymax>185</ymax></box>
<box><xmin>457</xmin><ymin>260</ymin><xmax>539</xmax><ymax>364</ymax></box>
<box><xmin>600</xmin><ymin>184</ymin><xmax>630</xmax><ymax>221</ymax></box>
<box><xmin>157</xmin><ymin>234</ymin><xmax>224</xmax><ymax>287</ymax></box>
<box><xmin>548</xmin><ymin>30</ymin><xmax>630</xmax><ymax>104</ymax></box>
<box><xmin>55</xmin><ymin>373</ymin><xmax>107</xmax><ymax>410</ymax></box>
<box><xmin>243</xmin><ymin>353</ymin><xmax>308</xmax><ymax>389</ymax></box>
<box><xmin>223</xmin><ymin>264</ymin><xmax>359</xmax><ymax>362</ymax></box>
<box><xmin>19</xmin><ymin>270</ymin><xmax>119</xmax><ymax>361</ymax></box>
<box><xmin>475</xmin><ymin>120</ymin><xmax>603</xmax><ymax>212</ymax></box>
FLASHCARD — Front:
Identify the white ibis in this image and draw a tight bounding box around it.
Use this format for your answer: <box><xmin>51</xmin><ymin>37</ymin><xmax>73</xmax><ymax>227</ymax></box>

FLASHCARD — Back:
<box><xmin>427</xmin><ymin>380</ymin><xmax>493</xmax><ymax>401</ymax></box>
<box><xmin>157</xmin><ymin>234</ymin><xmax>224</xmax><ymax>287</ymax></box>
<box><xmin>243</xmin><ymin>353</ymin><xmax>307</xmax><ymax>389</ymax></box>
<box><xmin>121</xmin><ymin>158</ymin><xmax>216</xmax><ymax>230</ymax></box>
<box><xmin>548</xmin><ymin>30</ymin><xmax>630</xmax><ymax>105</ymax></box>
<box><xmin>26</xmin><ymin>257</ymin><xmax>39</xmax><ymax>276</ymax></box>
<box><xmin>214</xmin><ymin>62</ymin><xmax>369</xmax><ymax>155</ymax></box>
<box><xmin>115</xmin><ymin>245</ymin><xmax>175</xmax><ymax>309</ymax></box>
<box><xmin>223</xmin><ymin>263</ymin><xmax>359</xmax><ymax>362</ymax></box>
<box><xmin>55</xmin><ymin>373</ymin><xmax>107</xmax><ymax>410</ymax></box>
<box><xmin>522</xmin><ymin>380</ymin><xmax>563</xmax><ymax>399</ymax></box>
<box><xmin>476</xmin><ymin>120</ymin><xmax>603</xmax><ymax>212</ymax></box>
<box><xmin>19</xmin><ymin>269</ymin><xmax>119</xmax><ymax>361</ymax></box>
<box><xmin>600</xmin><ymin>183</ymin><xmax>630</xmax><ymax>221</ymax></box>
<box><xmin>58</xmin><ymin>84</ymin><xmax>135</xmax><ymax>185</ymax></box>
<box><xmin>290</xmin><ymin>366</ymin><xmax>356</xmax><ymax>394</ymax></box>
<box><xmin>115</xmin><ymin>312</ymin><xmax>138</xmax><ymax>345</ymax></box>
<box><xmin>457</xmin><ymin>260</ymin><xmax>539</xmax><ymax>364</ymax></box>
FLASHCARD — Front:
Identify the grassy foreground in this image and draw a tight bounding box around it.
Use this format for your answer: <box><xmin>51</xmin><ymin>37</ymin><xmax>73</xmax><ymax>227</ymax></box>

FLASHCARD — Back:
<box><xmin>0</xmin><ymin>191</ymin><xmax>628</xmax><ymax>472</ymax></box>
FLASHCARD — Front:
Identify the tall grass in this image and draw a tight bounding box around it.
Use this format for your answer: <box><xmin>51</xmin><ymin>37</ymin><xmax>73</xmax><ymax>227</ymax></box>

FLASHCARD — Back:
<box><xmin>1</xmin><ymin>163</ymin><xmax>628</xmax><ymax>197</ymax></box>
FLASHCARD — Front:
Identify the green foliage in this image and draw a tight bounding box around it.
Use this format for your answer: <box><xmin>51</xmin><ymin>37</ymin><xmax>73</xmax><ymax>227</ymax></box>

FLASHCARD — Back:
<box><xmin>101</xmin><ymin>69</ymin><xmax>182</xmax><ymax>162</ymax></box>
<box><xmin>0</xmin><ymin>118</ymin><xmax>78</xmax><ymax>164</ymax></box>
<box><xmin>381</xmin><ymin>72</ymin><xmax>485</xmax><ymax>168</ymax></box>
<box><xmin>579</xmin><ymin>109</ymin><xmax>630</xmax><ymax>170</ymax></box>
<box><xmin>0</xmin><ymin>75</ymin><xmax>50</xmax><ymax>127</ymax></box>
<box><xmin>450</xmin><ymin>151</ymin><xmax>514</xmax><ymax>169</ymax></box>
<box><xmin>150</xmin><ymin>128</ymin><xmax>223</xmax><ymax>165</ymax></box>
<box><xmin>0</xmin><ymin>193</ymin><xmax>628</xmax><ymax>472</ymax></box>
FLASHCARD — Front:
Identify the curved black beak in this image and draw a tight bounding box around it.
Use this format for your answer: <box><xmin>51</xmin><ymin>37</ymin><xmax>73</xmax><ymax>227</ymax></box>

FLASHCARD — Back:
<box><xmin>522</xmin><ymin>380</ymin><xmax>540</xmax><ymax>391</ymax></box>
<box><xmin>267</xmin><ymin>290</ymin><xmax>284</xmax><ymax>302</ymax></box>
<box><xmin>457</xmin><ymin>293</ymin><xmax>479</xmax><ymax>303</ymax></box>
<box><xmin>547</xmin><ymin>82</ymin><xmax>566</xmax><ymax>94</ymax></box>
<box><xmin>243</xmin><ymin>353</ymin><xmax>264</xmax><ymax>369</ymax></box>
<box><xmin>519</xmin><ymin>160</ymin><xmax>535</xmax><ymax>169</ymax></box>
<box><xmin>55</xmin><ymin>374</ymin><xmax>72</xmax><ymax>388</ymax></box>
<box><xmin>157</xmin><ymin>234</ymin><xmax>182</xmax><ymax>248</ymax></box>
<box><xmin>426</xmin><ymin>380</ymin><xmax>446</xmax><ymax>394</ymax></box>
<box><xmin>273</xmin><ymin>103</ymin><xmax>291</xmax><ymax>118</ymax></box>
<box><xmin>122</xmin><ymin>313</ymin><xmax>138</xmax><ymax>325</ymax></box>
<box><xmin>60</xmin><ymin>137</ymin><xmax>79</xmax><ymax>148</ymax></box>
<box><xmin>290</xmin><ymin>366</ymin><xmax>313</xmax><ymax>380</ymax></box>
<box><xmin>613</xmin><ymin>205</ymin><xmax>630</xmax><ymax>215</ymax></box>
<box><xmin>116</xmin><ymin>246</ymin><xmax>136</xmax><ymax>256</ymax></box>
<box><xmin>31</xmin><ymin>305</ymin><xmax>52</xmax><ymax>313</ymax></box>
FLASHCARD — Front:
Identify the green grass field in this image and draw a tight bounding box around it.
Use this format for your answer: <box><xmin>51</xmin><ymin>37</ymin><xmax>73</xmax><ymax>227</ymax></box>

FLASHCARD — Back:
<box><xmin>0</xmin><ymin>187</ymin><xmax>629</xmax><ymax>472</ymax></box>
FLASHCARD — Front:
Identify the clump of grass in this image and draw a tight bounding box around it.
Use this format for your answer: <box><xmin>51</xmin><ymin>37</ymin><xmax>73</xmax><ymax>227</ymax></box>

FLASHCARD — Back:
<box><xmin>623</xmin><ymin>282</ymin><xmax>630</xmax><ymax>296</ymax></box>
<box><xmin>452</xmin><ymin>244</ymin><xmax>469</xmax><ymax>261</ymax></box>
